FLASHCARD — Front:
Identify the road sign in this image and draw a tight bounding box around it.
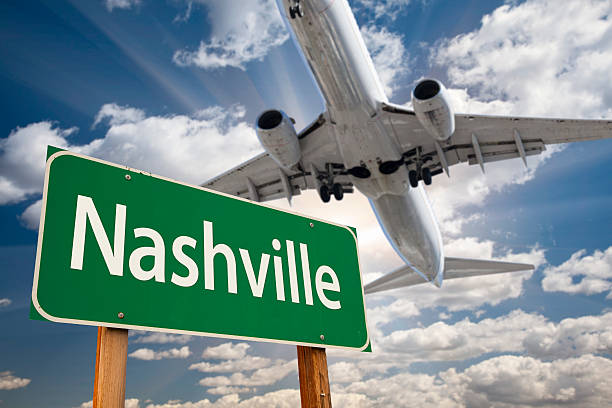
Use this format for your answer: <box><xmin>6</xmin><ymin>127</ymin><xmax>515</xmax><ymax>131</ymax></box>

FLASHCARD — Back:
<box><xmin>31</xmin><ymin>149</ymin><xmax>369</xmax><ymax>351</ymax></box>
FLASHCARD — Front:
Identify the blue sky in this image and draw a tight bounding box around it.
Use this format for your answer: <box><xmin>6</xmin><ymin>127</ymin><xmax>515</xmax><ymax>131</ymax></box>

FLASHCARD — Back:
<box><xmin>1</xmin><ymin>0</ymin><xmax>612</xmax><ymax>406</ymax></box>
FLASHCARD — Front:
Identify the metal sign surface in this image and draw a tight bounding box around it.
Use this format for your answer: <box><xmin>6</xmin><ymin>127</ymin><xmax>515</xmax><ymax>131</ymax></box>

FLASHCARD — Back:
<box><xmin>31</xmin><ymin>150</ymin><xmax>369</xmax><ymax>351</ymax></box>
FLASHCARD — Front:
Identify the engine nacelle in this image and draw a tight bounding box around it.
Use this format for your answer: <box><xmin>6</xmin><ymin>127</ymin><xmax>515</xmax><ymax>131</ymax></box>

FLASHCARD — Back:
<box><xmin>256</xmin><ymin>109</ymin><xmax>301</xmax><ymax>170</ymax></box>
<box><xmin>412</xmin><ymin>79</ymin><xmax>455</xmax><ymax>141</ymax></box>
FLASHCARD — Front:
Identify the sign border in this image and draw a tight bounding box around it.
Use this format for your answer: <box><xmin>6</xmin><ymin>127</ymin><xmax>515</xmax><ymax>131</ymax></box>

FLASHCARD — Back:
<box><xmin>31</xmin><ymin>150</ymin><xmax>370</xmax><ymax>351</ymax></box>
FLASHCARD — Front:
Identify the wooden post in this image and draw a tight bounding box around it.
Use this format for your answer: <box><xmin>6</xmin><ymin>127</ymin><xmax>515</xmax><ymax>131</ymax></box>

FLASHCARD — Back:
<box><xmin>297</xmin><ymin>346</ymin><xmax>332</xmax><ymax>408</ymax></box>
<box><xmin>93</xmin><ymin>327</ymin><xmax>129</xmax><ymax>408</ymax></box>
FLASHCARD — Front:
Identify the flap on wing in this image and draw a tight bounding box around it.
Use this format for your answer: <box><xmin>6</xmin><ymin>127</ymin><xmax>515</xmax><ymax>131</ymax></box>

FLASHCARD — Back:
<box><xmin>202</xmin><ymin>152</ymin><xmax>308</xmax><ymax>202</ymax></box>
<box><xmin>381</xmin><ymin>108</ymin><xmax>612</xmax><ymax>180</ymax></box>
<box><xmin>202</xmin><ymin>111</ymin><xmax>350</xmax><ymax>203</ymax></box>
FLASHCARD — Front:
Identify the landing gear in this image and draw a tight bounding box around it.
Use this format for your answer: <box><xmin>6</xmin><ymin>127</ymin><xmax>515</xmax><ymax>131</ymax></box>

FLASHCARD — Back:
<box><xmin>313</xmin><ymin>164</ymin><xmax>350</xmax><ymax>203</ymax></box>
<box><xmin>409</xmin><ymin>170</ymin><xmax>418</xmax><ymax>188</ymax></box>
<box><xmin>289</xmin><ymin>1</ymin><xmax>303</xmax><ymax>19</ymax></box>
<box><xmin>409</xmin><ymin>167</ymin><xmax>432</xmax><ymax>187</ymax></box>
<box><xmin>332</xmin><ymin>183</ymin><xmax>344</xmax><ymax>201</ymax></box>
<box><xmin>422</xmin><ymin>167</ymin><xmax>432</xmax><ymax>185</ymax></box>
<box><xmin>319</xmin><ymin>185</ymin><xmax>331</xmax><ymax>203</ymax></box>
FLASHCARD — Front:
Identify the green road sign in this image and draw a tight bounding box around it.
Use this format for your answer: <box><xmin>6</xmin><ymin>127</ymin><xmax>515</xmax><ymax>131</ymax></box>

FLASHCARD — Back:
<box><xmin>31</xmin><ymin>149</ymin><xmax>369</xmax><ymax>351</ymax></box>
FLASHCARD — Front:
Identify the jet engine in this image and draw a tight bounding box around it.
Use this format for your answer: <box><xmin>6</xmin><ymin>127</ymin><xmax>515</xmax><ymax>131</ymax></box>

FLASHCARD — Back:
<box><xmin>412</xmin><ymin>79</ymin><xmax>455</xmax><ymax>141</ymax></box>
<box><xmin>256</xmin><ymin>109</ymin><xmax>301</xmax><ymax>170</ymax></box>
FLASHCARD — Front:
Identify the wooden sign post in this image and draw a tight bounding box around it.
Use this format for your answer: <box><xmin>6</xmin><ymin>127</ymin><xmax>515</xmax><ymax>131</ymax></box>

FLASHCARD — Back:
<box><xmin>297</xmin><ymin>346</ymin><xmax>332</xmax><ymax>408</ymax></box>
<box><xmin>93</xmin><ymin>327</ymin><xmax>129</xmax><ymax>408</ymax></box>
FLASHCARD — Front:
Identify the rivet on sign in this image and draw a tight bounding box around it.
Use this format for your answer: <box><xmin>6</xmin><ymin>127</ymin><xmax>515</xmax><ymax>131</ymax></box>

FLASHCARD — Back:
<box><xmin>125</xmin><ymin>174</ymin><xmax>131</xmax><ymax>181</ymax></box>
<box><xmin>310</xmin><ymin>222</ymin><xmax>314</xmax><ymax>228</ymax></box>
<box><xmin>118</xmin><ymin>312</ymin><xmax>125</xmax><ymax>319</ymax></box>
<box><xmin>320</xmin><ymin>334</ymin><xmax>325</xmax><ymax>341</ymax></box>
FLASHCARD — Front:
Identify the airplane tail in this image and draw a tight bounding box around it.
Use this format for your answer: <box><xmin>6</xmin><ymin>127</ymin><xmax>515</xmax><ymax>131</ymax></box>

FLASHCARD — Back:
<box><xmin>364</xmin><ymin>257</ymin><xmax>534</xmax><ymax>295</ymax></box>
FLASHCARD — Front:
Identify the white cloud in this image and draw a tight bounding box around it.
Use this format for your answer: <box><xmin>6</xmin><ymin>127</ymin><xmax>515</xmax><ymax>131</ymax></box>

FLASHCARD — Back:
<box><xmin>0</xmin><ymin>122</ymin><xmax>76</xmax><ymax>205</ymax></box>
<box><xmin>542</xmin><ymin>246</ymin><xmax>612</xmax><ymax>297</ymax></box>
<box><xmin>19</xmin><ymin>199</ymin><xmax>42</xmax><ymax>230</ymax></box>
<box><xmin>92</xmin><ymin>103</ymin><xmax>146</xmax><ymax>127</ymax></box>
<box><xmin>0</xmin><ymin>298</ymin><xmax>11</xmax><ymax>308</ymax></box>
<box><xmin>337</xmin><ymin>354</ymin><xmax>612</xmax><ymax>408</ymax></box>
<box><xmin>356</xmin><ymin>0</ymin><xmax>412</xmax><ymax>21</ymax></box>
<box><xmin>144</xmin><ymin>389</ymin><xmax>300</xmax><ymax>407</ymax></box>
<box><xmin>79</xmin><ymin>398</ymin><xmax>140</xmax><ymax>408</ymax></box>
<box><xmin>360</xmin><ymin>25</ymin><xmax>408</xmax><ymax>97</ymax></box>
<box><xmin>104</xmin><ymin>0</ymin><xmax>140</xmax><ymax>12</ymax></box>
<box><xmin>378</xmin><ymin>310</ymin><xmax>612</xmax><ymax>361</ymax></box>
<box><xmin>0</xmin><ymin>103</ymin><xmax>261</xmax><ymax>227</ymax></box>
<box><xmin>201</xmin><ymin>342</ymin><xmax>250</xmax><ymax>360</ymax></box>
<box><xmin>129</xmin><ymin>346</ymin><xmax>191</xmax><ymax>360</ymax></box>
<box><xmin>190</xmin><ymin>356</ymin><xmax>272</xmax><ymax>373</ymax></box>
<box><xmin>432</xmin><ymin>0</ymin><xmax>612</xmax><ymax>119</ymax></box>
<box><xmin>329</xmin><ymin>361</ymin><xmax>364</xmax><ymax>384</ymax></box>
<box><xmin>0</xmin><ymin>371</ymin><xmax>30</xmax><ymax>390</ymax></box>
<box><xmin>198</xmin><ymin>359</ymin><xmax>296</xmax><ymax>388</ymax></box>
<box><xmin>207</xmin><ymin>386</ymin><xmax>255</xmax><ymax>395</ymax></box>
<box><xmin>131</xmin><ymin>332</ymin><xmax>193</xmax><ymax>345</ymax></box>
<box><xmin>172</xmin><ymin>0</ymin><xmax>288</xmax><ymax>70</ymax></box>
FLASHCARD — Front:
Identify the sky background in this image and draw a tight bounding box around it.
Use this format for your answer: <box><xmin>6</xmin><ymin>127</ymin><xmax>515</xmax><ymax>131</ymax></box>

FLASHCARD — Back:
<box><xmin>1</xmin><ymin>0</ymin><xmax>611</xmax><ymax>406</ymax></box>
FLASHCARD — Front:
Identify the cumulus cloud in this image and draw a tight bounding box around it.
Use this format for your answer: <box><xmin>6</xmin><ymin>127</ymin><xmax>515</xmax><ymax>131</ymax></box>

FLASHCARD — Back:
<box><xmin>173</xmin><ymin>0</ymin><xmax>288</xmax><ymax>70</ymax></box>
<box><xmin>129</xmin><ymin>346</ymin><xmax>191</xmax><ymax>360</ymax></box>
<box><xmin>0</xmin><ymin>103</ymin><xmax>260</xmax><ymax>228</ymax></box>
<box><xmin>130</xmin><ymin>332</ymin><xmax>193</xmax><ymax>345</ymax></box>
<box><xmin>144</xmin><ymin>389</ymin><xmax>300</xmax><ymax>407</ymax></box>
<box><xmin>378</xmin><ymin>310</ymin><xmax>612</xmax><ymax>361</ymax></box>
<box><xmin>201</xmin><ymin>342</ymin><xmax>250</xmax><ymax>360</ymax></box>
<box><xmin>198</xmin><ymin>359</ymin><xmax>296</xmax><ymax>388</ymax></box>
<box><xmin>190</xmin><ymin>356</ymin><xmax>272</xmax><ymax>373</ymax></box>
<box><xmin>0</xmin><ymin>371</ymin><xmax>30</xmax><ymax>390</ymax></box>
<box><xmin>79</xmin><ymin>398</ymin><xmax>140</xmax><ymax>408</ymax></box>
<box><xmin>360</xmin><ymin>25</ymin><xmax>409</xmax><ymax>97</ymax></box>
<box><xmin>356</xmin><ymin>0</ymin><xmax>413</xmax><ymax>21</ymax></box>
<box><xmin>542</xmin><ymin>246</ymin><xmax>612</xmax><ymax>297</ymax></box>
<box><xmin>0</xmin><ymin>298</ymin><xmax>11</xmax><ymax>308</ymax></box>
<box><xmin>104</xmin><ymin>0</ymin><xmax>140</xmax><ymax>12</ymax></box>
<box><xmin>337</xmin><ymin>354</ymin><xmax>612</xmax><ymax>407</ymax></box>
<box><xmin>0</xmin><ymin>122</ymin><xmax>76</xmax><ymax>205</ymax></box>
<box><xmin>432</xmin><ymin>0</ymin><xmax>612</xmax><ymax>119</ymax></box>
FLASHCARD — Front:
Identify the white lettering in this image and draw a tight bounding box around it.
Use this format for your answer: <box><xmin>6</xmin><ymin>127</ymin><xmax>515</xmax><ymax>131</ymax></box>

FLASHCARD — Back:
<box><xmin>203</xmin><ymin>221</ymin><xmax>237</xmax><ymax>293</ymax></box>
<box><xmin>239</xmin><ymin>249</ymin><xmax>270</xmax><ymax>297</ymax></box>
<box><xmin>171</xmin><ymin>236</ymin><xmax>198</xmax><ymax>287</ymax></box>
<box><xmin>300</xmin><ymin>243</ymin><xmax>314</xmax><ymax>306</ymax></box>
<box><xmin>274</xmin><ymin>255</ymin><xmax>285</xmax><ymax>301</ymax></box>
<box><xmin>315</xmin><ymin>265</ymin><xmax>341</xmax><ymax>310</ymax></box>
<box><xmin>286</xmin><ymin>240</ymin><xmax>299</xmax><ymax>303</ymax></box>
<box><xmin>70</xmin><ymin>195</ymin><xmax>126</xmax><ymax>277</ymax></box>
<box><xmin>129</xmin><ymin>228</ymin><xmax>165</xmax><ymax>282</ymax></box>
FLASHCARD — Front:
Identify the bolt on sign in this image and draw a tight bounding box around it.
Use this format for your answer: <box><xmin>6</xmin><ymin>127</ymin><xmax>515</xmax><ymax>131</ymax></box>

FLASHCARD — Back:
<box><xmin>31</xmin><ymin>148</ymin><xmax>370</xmax><ymax>351</ymax></box>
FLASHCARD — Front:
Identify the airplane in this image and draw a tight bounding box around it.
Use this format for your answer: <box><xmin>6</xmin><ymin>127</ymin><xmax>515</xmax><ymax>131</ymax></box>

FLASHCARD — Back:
<box><xmin>202</xmin><ymin>0</ymin><xmax>612</xmax><ymax>294</ymax></box>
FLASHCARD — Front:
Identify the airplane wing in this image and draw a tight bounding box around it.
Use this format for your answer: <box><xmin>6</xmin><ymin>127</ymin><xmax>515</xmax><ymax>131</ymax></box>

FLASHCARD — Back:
<box><xmin>202</xmin><ymin>113</ymin><xmax>353</xmax><ymax>202</ymax></box>
<box><xmin>379</xmin><ymin>103</ymin><xmax>612</xmax><ymax>177</ymax></box>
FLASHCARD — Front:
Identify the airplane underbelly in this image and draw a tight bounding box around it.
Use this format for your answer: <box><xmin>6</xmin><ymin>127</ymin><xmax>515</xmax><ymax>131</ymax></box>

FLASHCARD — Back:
<box><xmin>370</xmin><ymin>187</ymin><xmax>444</xmax><ymax>282</ymax></box>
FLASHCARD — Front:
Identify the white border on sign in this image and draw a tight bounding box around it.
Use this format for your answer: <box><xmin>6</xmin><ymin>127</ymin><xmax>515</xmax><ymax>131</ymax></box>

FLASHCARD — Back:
<box><xmin>31</xmin><ymin>150</ymin><xmax>371</xmax><ymax>352</ymax></box>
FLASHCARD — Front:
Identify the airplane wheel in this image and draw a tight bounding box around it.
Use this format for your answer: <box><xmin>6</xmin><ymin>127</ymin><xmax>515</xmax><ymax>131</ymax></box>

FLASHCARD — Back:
<box><xmin>332</xmin><ymin>183</ymin><xmax>344</xmax><ymax>201</ymax></box>
<box><xmin>319</xmin><ymin>185</ymin><xmax>331</xmax><ymax>203</ymax></box>
<box><xmin>409</xmin><ymin>170</ymin><xmax>419</xmax><ymax>188</ymax></box>
<box><xmin>422</xmin><ymin>167</ymin><xmax>432</xmax><ymax>185</ymax></box>
<box><xmin>296</xmin><ymin>4</ymin><xmax>304</xmax><ymax>17</ymax></box>
<box><xmin>289</xmin><ymin>7</ymin><xmax>296</xmax><ymax>19</ymax></box>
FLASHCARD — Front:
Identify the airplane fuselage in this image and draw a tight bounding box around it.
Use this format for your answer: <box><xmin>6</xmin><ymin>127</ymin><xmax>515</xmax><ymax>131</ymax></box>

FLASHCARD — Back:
<box><xmin>278</xmin><ymin>0</ymin><xmax>444</xmax><ymax>283</ymax></box>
